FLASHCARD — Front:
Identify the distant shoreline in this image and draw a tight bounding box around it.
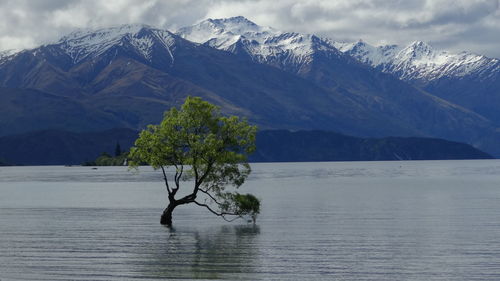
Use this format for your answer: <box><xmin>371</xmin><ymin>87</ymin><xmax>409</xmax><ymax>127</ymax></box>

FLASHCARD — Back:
<box><xmin>0</xmin><ymin>128</ymin><xmax>493</xmax><ymax>166</ymax></box>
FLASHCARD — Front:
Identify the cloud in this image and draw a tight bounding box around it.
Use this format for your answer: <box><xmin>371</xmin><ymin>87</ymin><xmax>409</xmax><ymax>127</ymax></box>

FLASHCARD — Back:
<box><xmin>203</xmin><ymin>0</ymin><xmax>500</xmax><ymax>57</ymax></box>
<box><xmin>0</xmin><ymin>0</ymin><xmax>499</xmax><ymax>57</ymax></box>
<box><xmin>0</xmin><ymin>0</ymin><xmax>210</xmax><ymax>50</ymax></box>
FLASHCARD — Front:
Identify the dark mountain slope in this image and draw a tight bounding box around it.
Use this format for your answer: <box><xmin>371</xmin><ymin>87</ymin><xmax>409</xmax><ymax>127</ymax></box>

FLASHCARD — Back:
<box><xmin>338</xmin><ymin>40</ymin><xmax>500</xmax><ymax>126</ymax></box>
<box><xmin>0</xmin><ymin>87</ymin><xmax>122</xmax><ymax>135</ymax></box>
<box><xmin>299</xmin><ymin>49</ymin><xmax>493</xmax><ymax>143</ymax></box>
<box><xmin>424</xmin><ymin>76</ymin><xmax>500</xmax><ymax>124</ymax></box>
<box><xmin>0</xmin><ymin>128</ymin><xmax>138</xmax><ymax>165</ymax></box>
<box><xmin>251</xmin><ymin>130</ymin><xmax>493</xmax><ymax>162</ymax></box>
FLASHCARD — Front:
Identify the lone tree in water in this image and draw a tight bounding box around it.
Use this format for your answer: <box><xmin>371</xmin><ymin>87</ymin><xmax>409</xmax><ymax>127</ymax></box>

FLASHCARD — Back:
<box><xmin>129</xmin><ymin>97</ymin><xmax>260</xmax><ymax>226</ymax></box>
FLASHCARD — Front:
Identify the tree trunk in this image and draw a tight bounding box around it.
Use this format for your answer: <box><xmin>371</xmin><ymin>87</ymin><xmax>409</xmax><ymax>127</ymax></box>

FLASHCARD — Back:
<box><xmin>160</xmin><ymin>203</ymin><xmax>176</xmax><ymax>226</ymax></box>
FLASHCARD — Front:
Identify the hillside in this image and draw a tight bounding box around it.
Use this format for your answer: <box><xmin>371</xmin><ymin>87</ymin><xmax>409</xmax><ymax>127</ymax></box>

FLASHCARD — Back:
<box><xmin>251</xmin><ymin>130</ymin><xmax>493</xmax><ymax>162</ymax></box>
<box><xmin>0</xmin><ymin>129</ymin><xmax>491</xmax><ymax>165</ymax></box>
<box><xmin>335</xmin><ymin>40</ymin><xmax>500</xmax><ymax>125</ymax></box>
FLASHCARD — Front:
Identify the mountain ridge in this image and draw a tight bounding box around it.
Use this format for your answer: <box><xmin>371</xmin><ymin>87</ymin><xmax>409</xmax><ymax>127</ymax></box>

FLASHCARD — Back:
<box><xmin>177</xmin><ymin>17</ymin><xmax>500</xmax><ymax>155</ymax></box>
<box><xmin>0</xmin><ymin>18</ymin><xmax>500</xmax><ymax>156</ymax></box>
<box><xmin>335</xmin><ymin>40</ymin><xmax>500</xmax><ymax>83</ymax></box>
<box><xmin>333</xmin><ymin>39</ymin><xmax>500</xmax><ymax>124</ymax></box>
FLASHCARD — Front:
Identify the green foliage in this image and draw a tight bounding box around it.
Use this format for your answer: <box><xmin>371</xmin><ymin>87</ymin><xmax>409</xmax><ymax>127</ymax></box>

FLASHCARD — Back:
<box><xmin>130</xmin><ymin>96</ymin><xmax>256</xmax><ymax>169</ymax></box>
<box><xmin>219</xmin><ymin>193</ymin><xmax>260</xmax><ymax>223</ymax></box>
<box><xmin>83</xmin><ymin>151</ymin><xmax>128</xmax><ymax>166</ymax></box>
<box><xmin>129</xmin><ymin>96</ymin><xmax>260</xmax><ymax>223</ymax></box>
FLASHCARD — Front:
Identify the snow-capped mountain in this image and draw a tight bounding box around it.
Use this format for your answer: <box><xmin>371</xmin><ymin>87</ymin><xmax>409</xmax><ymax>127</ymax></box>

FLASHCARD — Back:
<box><xmin>177</xmin><ymin>16</ymin><xmax>271</xmax><ymax>47</ymax></box>
<box><xmin>1</xmin><ymin>22</ymin><xmax>404</xmax><ymax>140</ymax></box>
<box><xmin>177</xmin><ymin>16</ymin><xmax>343</xmax><ymax>73</ymax></box>
<box><xmin>0</xmin><ymin>24</ymin><xmax>190</xmax><ymax>98</ymax></box>
<box><xmin>0</xmin><ymin>24</ymin><xmax>178</xmax><ymax>71</ymax></box>
<box><xmin>1</xmin><ymin>20</ymin><xmax>500</xmax><ymax>157</ymax></box>
<box><xmin>336</xmin><ymin>40</ymin><xmax>500</xmax><ymax>84</ymax></box>
<box><xmin>336</xmin><ymin>39</ymin><xmax>500</xmax><ymax>124</ymax></box>
<box><xmin>178</xmin><ymin>17</ymin><xmax>500</xmax><ymax>127</ymax></box>
<box><xmin>177</xmin><ymin>17</ymin><xmax>500</xmax><ymax>155</ymax></box>
<box><xmin>179</xmin><ymin>17</ymin><xmax>500</xmax><ymax>85</ymax></box>
<box><xmin>55</xmin><ymin>24</ymin><xmax>177</xmax><ymax>64</ymax></box>
<box><xmin>0</xmin><ymin>49</ymin><xmax>18</xmax><ymax>62</ymax></box>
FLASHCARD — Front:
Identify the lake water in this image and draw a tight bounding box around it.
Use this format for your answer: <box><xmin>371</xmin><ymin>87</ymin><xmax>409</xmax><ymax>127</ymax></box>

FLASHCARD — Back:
<box><xmin>1</xmin><ymin>160</ymin><xmax>500</xmax><ymax>280</ymax></box>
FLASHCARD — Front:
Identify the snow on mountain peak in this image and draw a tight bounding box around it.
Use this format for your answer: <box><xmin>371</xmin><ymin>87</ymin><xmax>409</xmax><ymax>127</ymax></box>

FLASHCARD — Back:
<box><xmin>397</xmin><ymin>41</ymin><xmax>436</xmax><ymax>63</ymax></box>
<box><xmin>0</xmin><ymin>49</ymin><xmax>20</xmax><ymax>66</ymax></box>
<box><xmin>338</xmin><ymin>39</ymin><xmax>500</xmax><ymax>82</ymax></box>
<box><xmin>177</xmin><ymin>16</ymin><xmax>342</xmax><ymax>70</ymax></box>
<box><xmin>181</xmin><ymin>17</ymin><xmax>500</xmax><ymax>83</ymax></box>
<box><xmin>55</xmin><ymin>24</ymin><xmax>176</xmax><ymax>64</ymax></box>
<box><xmin>0</xmin><ymin>49</ymin><xmax>18</xmax><ymax>60</ymax></box>
<box><xmin>408</xmin><ymin>41</ymin><xmax>432</xmax><ymax>50</ymax></box>
<box><xmin>205</xmin><ymin>16</ymin><xmax>262</xmax><ymax>33</ymax></box>
<box><xmin>177</xmin><ymin>16</ymin><xmax>274</xmax><ymax>48</ymax></box>
<box><xmin>58</xmin><ymin>24</ymin><xmax>150</xmax><ymax>43</ymax></box>
<box><xmin>11</xmin><ymin>17</ymin><xmax>496</xmax><ymax>85</ymax></box>
<box><xmin>334</xmin><ymin>40</ymin><xmax>398</xmax><ymax>66</ymax></box>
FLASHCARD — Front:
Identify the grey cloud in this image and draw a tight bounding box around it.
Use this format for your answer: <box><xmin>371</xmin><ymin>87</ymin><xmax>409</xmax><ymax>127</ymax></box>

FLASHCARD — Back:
<box><xmin>399</xmin><ymin>0</ymin><xmax>498</xmax><ymax>27</ymax></box>
<box><xmin>0</xmin><ymin>0</ymin><xmax>499</xmax><ymax>58</ymax></box>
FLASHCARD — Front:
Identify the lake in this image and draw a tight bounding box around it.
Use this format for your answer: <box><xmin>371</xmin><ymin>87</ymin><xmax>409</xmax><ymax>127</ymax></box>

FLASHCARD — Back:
<box><xmin>1</xmin><ymin>160</ymin><xmax>500</xmax><ymax>280</ymax></box>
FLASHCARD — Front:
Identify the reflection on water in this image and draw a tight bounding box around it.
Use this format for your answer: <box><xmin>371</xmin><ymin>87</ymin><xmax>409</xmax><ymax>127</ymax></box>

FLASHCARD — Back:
<box><xmin>142</xmin><ymin>225</ymin><xmax>260</xmax><ymax>280</ymax></box>
<box><xmin>0</xmin><ymin>208</ymin><xmax>261</xmax><ymax>280</ymax></box>
<box><xmin>2</xmin><ymin>160</ymin><xmax>500</xmax><ymax>280</ymax></box>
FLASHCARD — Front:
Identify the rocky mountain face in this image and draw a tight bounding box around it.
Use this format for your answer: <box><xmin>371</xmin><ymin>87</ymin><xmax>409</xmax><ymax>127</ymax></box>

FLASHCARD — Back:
<box><xmin>0</xmin><ymin>18</ymin><xmax>499</xmax><ymax>156</ymax></box>
<box><xmin>335</xmin><ymin>40</ymin><xmax>500</xmax><ymax>124</ymax></box>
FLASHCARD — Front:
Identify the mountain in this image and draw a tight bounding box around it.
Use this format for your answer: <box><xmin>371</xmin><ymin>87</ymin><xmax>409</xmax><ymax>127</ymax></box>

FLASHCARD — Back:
<box><xmin>0</xmin><ymin>19</ymin><xmax>499</xmax><ymax>156</ymax></box>
<box><xmin>0</xmin><ymin>87</ymin><xmax>123</xmax><ymax>135</ymax></box>
<box><xmin>335</xmin><ymin>40</ymin><xmax>500</xmax><ymax>124</ymax></box>
<box><xmin>335</xmin><ymin>40</ymin><xmax>500</xmax><ymax>87</ymax></box>
<box><xmin>177</xmin><ymin>16</ymin><xmax>333</xmax><ymax>73</ymax></box>
<box><xmin>0</xmin><ymin>49</ymin><xmax>17</xmax><ymax>60</ymax></box>
<box><xmin>0</xmin><ymin>128</ymin><xmax>139</xmax><ymax>165</ymax></box>
<box><xmin>177</xmin><ymin>17</ymin><xmax>500</xmax><ymax>155</ymax></box>
<box><xmin>251</xmin><ymin>130</ymin><xmax>493</xmax><ymax>162</ymax></box>
<box><xmin>0</xmin><ymin>24</ymin><xmax>385</xmax><ymax>135</ymax></box>
<box><xmin>0</xmin><ymin>129</ymin><xmax>491</xmax><ymax>165</ymax></box>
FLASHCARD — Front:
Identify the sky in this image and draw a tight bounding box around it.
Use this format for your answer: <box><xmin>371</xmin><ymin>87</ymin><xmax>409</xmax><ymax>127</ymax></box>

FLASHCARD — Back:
<box><xmin>0</xmin><ymin>0</ymin><xmax>499</xmax><ymax>57</ymax></box>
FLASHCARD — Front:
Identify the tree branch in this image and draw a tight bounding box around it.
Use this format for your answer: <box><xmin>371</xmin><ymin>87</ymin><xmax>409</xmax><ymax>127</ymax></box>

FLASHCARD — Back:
<box><xmin>195</xmin><ymin>161</ymin><xmax>213</xmax><ymax>188</ymax></box>
<box><xmin>160</xmin><ymin>166</ymin><xmax>171</xmax><ymax>194</ymax></box>
<box><xmin>193</xmin><ymin>201</ymin><xmax>241</xmax><ymax>222</ymax></box>
<box><xmin>199</xmin><ymin>188</ymin><xmax>223</xmax><ymax>206</ymax></box>
<box><xmin>193</xmin><ymin>160</ymin><xmax>199</xmax><ymax>186</ymax></box>
<box><xmin>174</xmin><ymin>165</ymin><xmax>183</xmax><ymax>190</ymax></box>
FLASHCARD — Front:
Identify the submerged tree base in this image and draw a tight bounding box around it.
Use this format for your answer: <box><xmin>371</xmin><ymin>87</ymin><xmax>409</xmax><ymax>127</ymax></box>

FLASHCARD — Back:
<box><xmin>160</xmin><ymin>205</ymin><xmax>174</xmax><ymax>226</ymax></box>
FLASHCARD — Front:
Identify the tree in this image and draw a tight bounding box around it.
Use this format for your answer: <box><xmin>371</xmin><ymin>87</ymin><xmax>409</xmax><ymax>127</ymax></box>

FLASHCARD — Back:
<box><xmin>115</xmin><ymin>142</ymin><xmax>122</xmax><ymax>157</ymax></box>
<box><xmin>129</xmin><ymin>97</ymin><xmax>260</xmax><ymax>226</ymax></box>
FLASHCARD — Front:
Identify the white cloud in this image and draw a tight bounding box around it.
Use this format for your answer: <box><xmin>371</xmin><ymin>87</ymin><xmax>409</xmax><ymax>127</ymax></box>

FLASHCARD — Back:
<box><xmin>0</xmin><ymin>0</ymin><xmax>499</xmax><ymax>57</ymax></box>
